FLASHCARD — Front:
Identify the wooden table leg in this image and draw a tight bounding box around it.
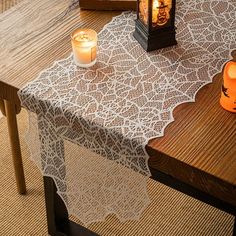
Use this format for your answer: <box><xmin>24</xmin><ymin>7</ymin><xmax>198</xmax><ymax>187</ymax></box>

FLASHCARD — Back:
<box><xmin>0</xmin><ymin>99</ymin><xmax>6</xmax><ymax>116</ymax></box>
<box><xmin>4</xmin><ymin>99</ymin><xmax>26</xmax><ymax>194</ymax></box>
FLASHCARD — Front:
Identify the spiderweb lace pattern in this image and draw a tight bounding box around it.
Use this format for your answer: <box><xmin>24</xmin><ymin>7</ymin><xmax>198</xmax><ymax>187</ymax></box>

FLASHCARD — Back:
<box><xmin>18</xmin><ymin>0</ymin><xmax>236</xmax><ymax>225</ymax></box>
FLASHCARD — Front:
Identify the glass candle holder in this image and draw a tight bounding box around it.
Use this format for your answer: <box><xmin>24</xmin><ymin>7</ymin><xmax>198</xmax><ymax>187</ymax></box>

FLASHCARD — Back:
<box><xmin>71</xmin><ymin>28</ymin><xmax>97</xmax><ymax>68</ymax></box>
<box><xmin>220</xmin><ymin>61</ymin><xmax>236</xmax><ymax>113</ymax></box>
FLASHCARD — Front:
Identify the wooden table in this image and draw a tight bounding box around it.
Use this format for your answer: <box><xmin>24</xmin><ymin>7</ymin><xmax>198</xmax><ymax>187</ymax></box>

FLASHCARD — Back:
<box><xmin>0</xmin><ymin>1</ymin><xmax>235</xmax><ymax>235</ymax></box>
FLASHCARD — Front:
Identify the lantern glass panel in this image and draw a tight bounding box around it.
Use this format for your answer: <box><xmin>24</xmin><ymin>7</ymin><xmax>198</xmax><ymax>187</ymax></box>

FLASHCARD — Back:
<box><xmin>134</xmin><ymin>0</ymin><xmax>177</xmax><ymax>51</ymax></box>
<box><xmin>139</xmin><ymin>0</ymin><xmax>149</xmax><ymax>25</ymax></box>
<box><xmin>152</xmin><ymin>0</ymin><xmax>172</xmax><ymax>29</ymax></box>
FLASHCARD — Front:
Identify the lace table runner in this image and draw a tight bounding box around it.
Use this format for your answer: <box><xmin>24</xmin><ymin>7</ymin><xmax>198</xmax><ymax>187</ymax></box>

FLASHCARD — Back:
<box><xmin>18</xmin><ymin>0</ymin><xmax>236</xmax><ymax>226</ymax></box>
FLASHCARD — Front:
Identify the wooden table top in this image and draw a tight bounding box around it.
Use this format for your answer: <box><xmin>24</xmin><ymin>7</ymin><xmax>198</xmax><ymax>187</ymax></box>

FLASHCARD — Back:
<box><xmin>1</xmin><ymin>0</ymin><xmax>235</xmax><ymax>207</ymax></box>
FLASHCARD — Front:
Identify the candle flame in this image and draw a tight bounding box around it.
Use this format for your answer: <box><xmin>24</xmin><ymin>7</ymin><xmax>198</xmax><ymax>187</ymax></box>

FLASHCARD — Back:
<box><xmin>74</xmin><ymin>33</ymin><xmax>90</xmax><ymax>42</ymax></box>
<box><xmin>227</xmin><ymin>64</ymin><xmax>236</xmax><ymax>79</ymax></box>
<box><xmin>153</xmin><ymin>0</ymin><xmax>159</xmax><ymax>9</ymax></box>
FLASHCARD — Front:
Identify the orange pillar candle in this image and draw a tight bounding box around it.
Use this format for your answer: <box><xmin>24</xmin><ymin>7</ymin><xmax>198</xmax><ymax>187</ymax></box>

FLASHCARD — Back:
<box><xmin>71</xmin><ymin>28</ymin><xmax>97</xmax><ymax>68</ymax></box>
<box><xmin>220</xmin><ymin>61</ymin><xmax>236</xmax><ymax>113</ymax></box>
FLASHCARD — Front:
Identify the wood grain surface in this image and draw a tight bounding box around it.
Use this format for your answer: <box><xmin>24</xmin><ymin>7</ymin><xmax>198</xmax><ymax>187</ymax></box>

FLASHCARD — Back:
<box><xmin>0</xmin><ymin>0</ymin><xmax>120</xmax><ymax>102</ymax></box>
<box><xmin>0</xmin><ymin>0</ymin><xmax>235</xmax><ymax>208</ymax></box>
<box><xmin>0</xmin><ymin>0</ymin><xmax>20</xmax><ymax>12</ymax></box>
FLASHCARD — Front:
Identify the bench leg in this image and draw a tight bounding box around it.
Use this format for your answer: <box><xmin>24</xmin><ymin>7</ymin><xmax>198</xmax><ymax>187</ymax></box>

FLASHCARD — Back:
<box><xmin>43</xmin><ymin>176</ymin><xmax>97</xmax><ymax>236</ymax></box>
<box><xmin>4</xmin><ymin>99</ymin><xmax>26</xmax><ymax>194</ymax></box>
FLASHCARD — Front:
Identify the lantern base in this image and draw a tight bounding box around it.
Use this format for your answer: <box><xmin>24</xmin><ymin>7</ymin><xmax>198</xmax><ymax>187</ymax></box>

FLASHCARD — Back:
<box><xmin>133</xmin><ymin>21</ymin><xmax>177</xmax><ymax>52</ymax></box>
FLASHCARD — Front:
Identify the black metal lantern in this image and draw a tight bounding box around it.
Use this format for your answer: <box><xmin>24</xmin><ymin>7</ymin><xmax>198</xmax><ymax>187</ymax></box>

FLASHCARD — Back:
<box><xmin>133</xmin><ymin>0</ymin><xmax>177</xmax><ymax>51</ymax></box>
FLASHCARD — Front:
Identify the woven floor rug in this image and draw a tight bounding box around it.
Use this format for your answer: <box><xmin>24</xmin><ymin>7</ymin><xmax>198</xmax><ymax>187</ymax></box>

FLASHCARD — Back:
<box><xmin>0</xmin><ymin>109</ymin><xmax>234</xmax><ymax>235</ymax></box>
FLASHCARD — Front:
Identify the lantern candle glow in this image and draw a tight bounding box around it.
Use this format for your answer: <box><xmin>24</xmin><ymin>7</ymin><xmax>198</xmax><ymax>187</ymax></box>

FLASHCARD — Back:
<box><xmin>71</xmin><ymin>29</ymin><xmax>97</xmax><ymax>68</ymax></box>
<box><xmin>220</xmin><ymin>61</ymin><xmax>236</xmax><ymax>113</ymax></box>
<box><xmin>134</xmin><ymin>0</ymin><xmax>177</xmax><ymax>51</ymax></box>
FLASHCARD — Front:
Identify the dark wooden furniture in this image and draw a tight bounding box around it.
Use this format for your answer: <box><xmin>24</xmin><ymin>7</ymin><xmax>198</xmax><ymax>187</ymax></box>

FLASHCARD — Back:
<box><xmin>79</xmin><ymin>0</ymin><xmax>136</xmax><ymax>10</ymax></box>
<box><xmin>0</xmin><ymin>1</ymin><xmax>235</xmax><ymax>235</ymax></box>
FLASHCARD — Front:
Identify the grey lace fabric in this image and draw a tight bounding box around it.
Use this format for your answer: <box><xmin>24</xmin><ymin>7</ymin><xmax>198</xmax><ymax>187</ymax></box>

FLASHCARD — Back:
<box><xmin>18</xmin><ymin>0</ymin><xmax>236</xmax><ymax>226</ymax></box>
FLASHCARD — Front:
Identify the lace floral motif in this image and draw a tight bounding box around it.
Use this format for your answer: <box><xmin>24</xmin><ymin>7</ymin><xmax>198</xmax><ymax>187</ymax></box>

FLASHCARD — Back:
<box><xmin>19</xmin><ymin>0</ymin><xmax>236</xmax><ymax>225</ymax></box>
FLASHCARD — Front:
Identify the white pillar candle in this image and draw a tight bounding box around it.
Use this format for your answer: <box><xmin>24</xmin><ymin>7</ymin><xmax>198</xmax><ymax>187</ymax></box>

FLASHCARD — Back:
<box><xmin>71</xmin><ymin>28</ymin><xmax>97</xmax><ymax>68</ymax></box>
